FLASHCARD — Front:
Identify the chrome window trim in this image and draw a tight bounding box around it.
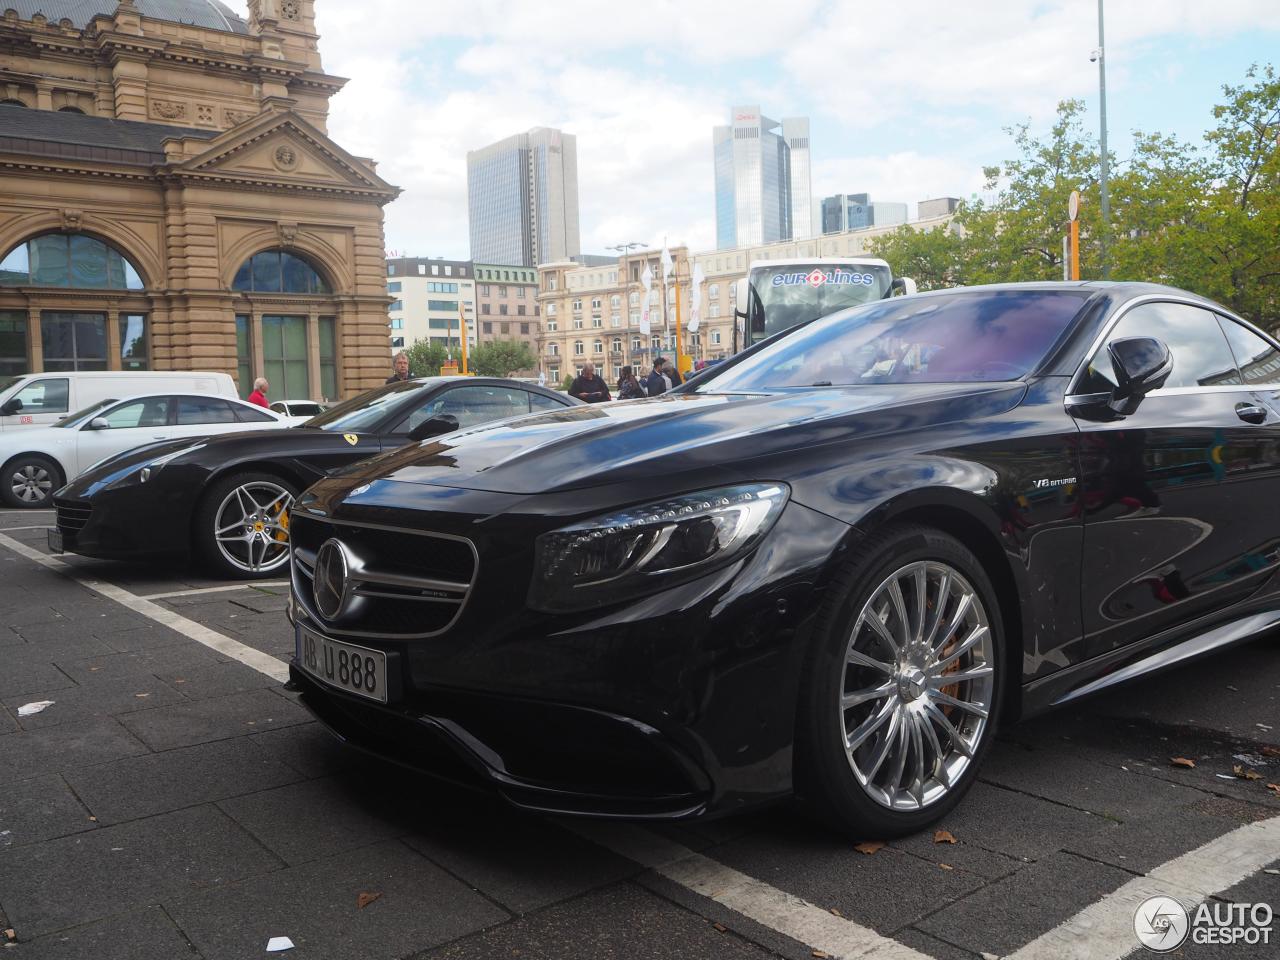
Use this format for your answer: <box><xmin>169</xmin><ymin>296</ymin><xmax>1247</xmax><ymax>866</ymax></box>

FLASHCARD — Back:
<box><xmin>289</xmin><ymin>511</ymin><xmax>479</xmax><ymax>641</ymax></box>
<box><xmin>1063</xmin><ymin>294</ymin><xmax>1280</xmax><ymax>404</ymax></box>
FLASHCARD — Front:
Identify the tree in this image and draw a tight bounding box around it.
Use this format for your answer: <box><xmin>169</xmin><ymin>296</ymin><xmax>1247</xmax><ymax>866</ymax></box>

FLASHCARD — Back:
<box><xmin>869</xmin><ymin>221</ymin><xmax>968</xmax><ymax>290</ymax></box>
<box><xmin>469</xmin><ymin>339</ymin><xmax>537</xmax><ymax>378</ymax></box>
<box><xmin>404</xmin><ymin>338</ymin><xmax>449</xmax><ymax>377</ymax></box>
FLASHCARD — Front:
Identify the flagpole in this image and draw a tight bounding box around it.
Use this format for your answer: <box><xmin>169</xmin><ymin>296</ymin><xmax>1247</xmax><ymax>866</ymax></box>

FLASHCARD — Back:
<box><xmin>674</xmin><ymin>264</ymin><xmax>686</xmax><ymax>375</ymax></box>
<box><xmin>458</xmin><ymin>300</ymin><xmax>470</xmax><ymax>375</ymax></box>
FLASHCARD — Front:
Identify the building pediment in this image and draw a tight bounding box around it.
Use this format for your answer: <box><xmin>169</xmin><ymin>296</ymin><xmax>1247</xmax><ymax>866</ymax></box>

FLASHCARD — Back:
<box><xmin>164</xmin><ymin>111</ymin><xmax>398</xmax><ymax>201</ymax></box>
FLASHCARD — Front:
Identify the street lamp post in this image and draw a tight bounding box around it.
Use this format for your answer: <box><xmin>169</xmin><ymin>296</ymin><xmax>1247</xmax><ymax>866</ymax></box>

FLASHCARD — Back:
<box><xmin>607</xmin><ymin>241</ymin><xmax>644</xmax><ymax>374</ymax></box>
<box><xmin>1096</xmin><ymin>0</ymin><xmax>1111</xmax><ymax>279</ymax></box>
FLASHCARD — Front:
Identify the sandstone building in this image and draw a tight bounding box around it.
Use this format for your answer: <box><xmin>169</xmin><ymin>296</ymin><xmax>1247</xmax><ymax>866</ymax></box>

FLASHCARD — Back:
<box><xmin>0</xmin><ymin>0</ymin><xmax>398</xmax><ymax>400</ymax></box>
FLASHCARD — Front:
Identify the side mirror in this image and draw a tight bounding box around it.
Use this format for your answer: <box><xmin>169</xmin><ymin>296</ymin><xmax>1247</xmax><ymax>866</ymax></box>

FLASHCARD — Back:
<box><xmin>890</xmin><ymin>277</ymin><xmax>918</xmax><ymax>296</ymax></box>
<box><xmin>88</xmin><ymin>417</ymin><xmax>111</xmax><ymax>430</ymax></box>
<box><xmin>1108</xmin><ymin>337</ymin><xmax>1172</xmax><ymax>414</ymax></box>
<box><xmin>408</xmin><ymin>413</ymin><xmax>459</xmax><ymax>442</ymax></box>
<box><xmin>733</xmin><ymin>277</ymin><xmax>749</xmax><ymax>314</ymax></box>
<box><xmin>0</xmin><ymin>398</ymin><xmax>21</xmax><ymax>415</ymax></box>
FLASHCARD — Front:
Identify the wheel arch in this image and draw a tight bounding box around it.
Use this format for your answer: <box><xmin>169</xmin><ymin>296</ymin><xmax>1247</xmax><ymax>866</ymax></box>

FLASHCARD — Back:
<box><xmin>2</xmin><ymin>449</ymin><xmax>70</xmax><ymax>489</ymax></box>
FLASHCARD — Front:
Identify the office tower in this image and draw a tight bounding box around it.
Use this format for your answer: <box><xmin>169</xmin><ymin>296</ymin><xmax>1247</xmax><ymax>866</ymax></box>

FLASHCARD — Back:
<box><xmin>713</xmin><ymin>105</ymin><xmax>812</xmax><ymax>250</ymax></box>
<box><xmin>467</xmin><ymin>127</ymin><xmax>581</xmax><ymax>267</ymax></box>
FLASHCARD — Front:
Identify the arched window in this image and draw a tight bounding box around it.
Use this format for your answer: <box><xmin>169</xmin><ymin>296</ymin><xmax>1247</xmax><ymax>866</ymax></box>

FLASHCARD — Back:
<box><xmin>232</xmin><ymin>249</ymin><xmax>331</xmax><ymax>294</ymax></box>
<box><xmin>0</xmin><ymin>233</ymin><xmax>144</xmax><ymax>289</ymax></box>
<box><xmin>0</xmin><ymin>99</ymin><xmax>27</xmax><ymax>108</ymax></box>
<box><xmin>58</xmin><ymin>106</ymin><xmax>85</xmax><ymax>114</ymax></box>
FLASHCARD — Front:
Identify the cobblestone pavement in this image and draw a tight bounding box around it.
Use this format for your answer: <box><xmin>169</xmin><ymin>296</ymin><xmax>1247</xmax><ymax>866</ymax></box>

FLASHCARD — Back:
<box><xmin>0</xmin><ymin>509</ymin><xmax>1277</xmax><ymax>959</ymax></box>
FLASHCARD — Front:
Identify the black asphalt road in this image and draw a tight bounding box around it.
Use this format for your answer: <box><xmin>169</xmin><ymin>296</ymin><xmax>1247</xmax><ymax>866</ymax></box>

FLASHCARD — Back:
<box><xmin>0</xmin><ymin>509</ymin><xmax>1277</xmax><ymax>960</ymax></box>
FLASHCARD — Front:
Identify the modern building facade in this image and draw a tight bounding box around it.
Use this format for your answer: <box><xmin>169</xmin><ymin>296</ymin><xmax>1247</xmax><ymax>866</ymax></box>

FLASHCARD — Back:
<box><xmin>712</xmin><ymin>105</ymin><xmax>812</xmax><ymax>250</ymax></box>
<box><xmin>0</xmin><ymin>0</ymin><xmax>399</xmax><ymax>400</ymax></box>
<box><xmin>473</xmin><ymin>263</ymin><xmax>539</xmax><ymax>359</ymax></box>
<box><xmin>467</xmin><ymin>127</ymin><xmax>581</xmax><ymax>267</ymax></box>
<box><xmin>820</xmin><ymin>194</ymin><xmax>909</xmax><ymax>234</ymax></box>
<box><xmin>918</xmin><ymin>197</ymin><xmax>961</xmax><ymax>219</ymax></box>
<box><xmin>385</xmin><ymin>257</ymin><xmax>475</xmax><ymax>356</ymax></box>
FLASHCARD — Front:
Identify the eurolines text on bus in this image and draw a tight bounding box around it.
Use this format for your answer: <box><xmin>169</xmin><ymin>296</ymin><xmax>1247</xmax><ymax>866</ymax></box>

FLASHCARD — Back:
<box><xmin>772</xmin><ymin>270</ymin><xmax>877</xmax><ymax>287</ymax></box>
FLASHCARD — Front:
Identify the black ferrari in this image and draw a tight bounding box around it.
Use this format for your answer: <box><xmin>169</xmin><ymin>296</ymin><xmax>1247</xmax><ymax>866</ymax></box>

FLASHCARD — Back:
<box><xmin>52</xmin><ymin>377</ymin><xmax>579</xmax><ymax>578</ymax></box>
<box><xmin>283</xmin><ymin>282</ymin><xmax>1280</xmax><ymax>837</ymax></box>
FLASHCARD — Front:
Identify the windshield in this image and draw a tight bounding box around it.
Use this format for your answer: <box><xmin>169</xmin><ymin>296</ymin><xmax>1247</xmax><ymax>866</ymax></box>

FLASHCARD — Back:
<box><xmin>54</xmin><ymin>397</ymin><xmax>118</xmax><ymax>428</ymax></box>
<box><xmin>0</xmin><ymin>376</ymin><xmax>22</xmax><ymax>396</ymax></box>
<box><xmin>699</xmin><ymin>290</ymin><xmax>1091</xmax><ymax>392</ymax></box>
<box><xmin>304</xmin><ymin>380</ymin><xmax>430</xmax><ymax>433</ymax></box>
<box><xmin>748</xmin><ymin>263</ymin><xmax>893</xmax><ymax>343</ymax></box>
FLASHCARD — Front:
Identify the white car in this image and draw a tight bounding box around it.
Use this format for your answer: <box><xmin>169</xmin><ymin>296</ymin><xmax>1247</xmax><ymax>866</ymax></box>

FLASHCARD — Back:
<box><xmin>1</xmin><ymin>392</ymin><xmax>289</xmax><ymax>508</ymax></box>
<box><xmin>0</xmin><ymin>371</ymin><xmax>238</xmax><ymax>431</ymax></box>
<box><xmin>269</xmin><ymin>400</ymin><xmax>328</xmax><ymax>419</ymax></box>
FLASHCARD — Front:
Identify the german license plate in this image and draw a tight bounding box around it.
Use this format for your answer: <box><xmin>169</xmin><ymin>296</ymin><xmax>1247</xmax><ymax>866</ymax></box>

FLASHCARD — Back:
<box><xmin>296</xmin><ymin>627</ymin><xmax>387</xmax><ymax>703</ymax></box>
<box><xmin>47</xmin><ymin>528</ymin><xmax>63</xmax><ymax>554</ymax></box>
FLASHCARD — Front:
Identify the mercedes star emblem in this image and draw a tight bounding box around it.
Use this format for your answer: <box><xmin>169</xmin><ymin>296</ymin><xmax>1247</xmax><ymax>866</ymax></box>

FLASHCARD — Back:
<box><xmin>313</xmin><ymin>538</ymin><xmax>350</xmax><ymax>621</ymax></box>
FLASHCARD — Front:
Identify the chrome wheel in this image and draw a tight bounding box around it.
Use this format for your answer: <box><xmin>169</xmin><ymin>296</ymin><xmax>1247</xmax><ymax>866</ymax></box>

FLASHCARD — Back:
<box><xmin>840</xmin><ymin>560</ymin><xmax>995</xmax><ymax>811</ymax></box>
<box><xmin>213</xmin><ymin>481</ymin><xmax>293</xmax><ymax>574</ymax></box>
<box><xmin>10</xmin><ymin>463</ymin><xmax>53</xmax><ymax>505</ymax></box>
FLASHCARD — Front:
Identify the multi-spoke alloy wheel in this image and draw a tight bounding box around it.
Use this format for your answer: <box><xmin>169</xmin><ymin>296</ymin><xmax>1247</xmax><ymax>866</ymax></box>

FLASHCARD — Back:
<box><xmin>211</xmin><ymin>479</ymin><xmax>294</xmax><ymax>575</ymax></box>
<box><xmin>797</xmin><ymin>524</ymin><xmax>1002</xmax><ymax>838</ymax></box>
<box><xmin>841</xmin><ymin>560</ymin><xmax>994</xmax><ymax>811</ymax></box>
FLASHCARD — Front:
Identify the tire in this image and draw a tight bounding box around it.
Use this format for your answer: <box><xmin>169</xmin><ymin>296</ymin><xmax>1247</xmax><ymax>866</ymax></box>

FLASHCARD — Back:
<box><xmin>795</xmin><ymin>523</ymin><xmax>1005</xmax><ymax>839</ymax></box>
<box><xmin>193</xmin><ymin>471</ymin><xmax>298</xmax><ymax>579</ymax></box>
<box><xmin>2</xmin><ymin>454</ymin><xmax>63</xmax><ymax>509</ymax></box>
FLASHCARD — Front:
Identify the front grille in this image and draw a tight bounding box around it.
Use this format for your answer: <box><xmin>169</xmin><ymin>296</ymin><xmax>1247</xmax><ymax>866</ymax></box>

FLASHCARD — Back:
<box><xmin>290</xmin><ymin>511</ymin><xmax>478</xmax><ymax>640</ymax></box>
<box><xmin>55</xmin><ymin>498</ymin><xmax>92</xmax><ymax>533</ymax></box>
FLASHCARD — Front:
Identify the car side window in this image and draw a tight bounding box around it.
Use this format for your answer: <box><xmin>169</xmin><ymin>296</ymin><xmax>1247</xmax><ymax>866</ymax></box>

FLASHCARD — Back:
<box><xmin>12</xmin><ymin>378</ymin><xmax>69</xmax><ymax>414</ymax></box>
<box><xmin>94</xmin><ymin>396</ymin><xmax>170</xmax><ymax>429</ymax></box>
<box><xmin>1077</xmin><ymin>302</ymin><xmax>1241</xmax><ymax>393</ymax></box>
<box><xmin>233</xmin><ymin>403</ymin><xmax>277</xmax><ymax>423</ymax></box>
<box><xmin>400</xmin><ymin>385</ymin><xmax>532</xmax><ymax>433</ymax></box>
<box><xmin>529</xmin><ymin>392</ymin><xmax>564</xmax><ymax>412</ymax></box>
<box><xmin>177</xmin><ymin>396</ymin><xmax>238</xmax><ymax>425</ymax></box>
<box><xmin>1219</xmin><ymin>317</ymin><xmax>1280</xmax><ymax>386</ymax></box>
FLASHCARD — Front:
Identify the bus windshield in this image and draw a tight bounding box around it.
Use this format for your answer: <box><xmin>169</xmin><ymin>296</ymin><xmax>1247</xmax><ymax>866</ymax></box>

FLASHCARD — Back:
<box><xmin>748</xmin><ymin>263</ymin><xmax>892</xmax><ymax>343</ymax></box>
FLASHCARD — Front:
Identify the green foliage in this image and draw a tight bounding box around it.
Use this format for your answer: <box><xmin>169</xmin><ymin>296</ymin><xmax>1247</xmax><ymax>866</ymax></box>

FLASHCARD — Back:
<box><xmin>469</xmin><ymin>339</ymin><xmax>537</xmax><ymax>378</ymax></box>
<box><xmin>870</xmin><ymin>65</ymin><xmax>1280</xmax><ymax>331</ymax></box>
<box><xmin>404</xmin><ymin>338</ymin><xmax>449</xmax><ymax>377</ymax></box>
<box><xmin>561</xmin><ymin>375</ymin><xmax>574</xmax><ymax>392</ymax></box>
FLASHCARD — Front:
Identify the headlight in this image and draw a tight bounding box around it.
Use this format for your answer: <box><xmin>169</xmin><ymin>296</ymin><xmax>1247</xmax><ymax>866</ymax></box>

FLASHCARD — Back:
<box><xmin>103</xmin><ymin>443</ymin><xmax>205</xmax><ymax>488</ymax></box>
<box><xmin>529</xmin><ymin>483</ymin><xmax>789</xmax><ymax>612</ymax></box>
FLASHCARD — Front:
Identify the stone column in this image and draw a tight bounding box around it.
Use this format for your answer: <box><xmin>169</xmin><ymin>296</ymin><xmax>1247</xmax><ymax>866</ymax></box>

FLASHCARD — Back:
<box><xmin>110</xmin><ymin>56</ymin><xmax>149</xmax><ymax>122</ymax></box>
<box><xmin>306</xmin><ymin>308</ymin><xmax>320</xmax><ymax>399</ymax></box>
<box><xmin>26</xmin><ymin>306</ymin><xmax>42</xmax><ymax>373</ymax></box>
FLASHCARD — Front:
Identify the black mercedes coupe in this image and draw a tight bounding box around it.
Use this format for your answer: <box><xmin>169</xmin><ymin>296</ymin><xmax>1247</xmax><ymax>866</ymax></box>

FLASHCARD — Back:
<box><xmin>52</xmin><ymin>377</ymin><xmax>579</xmax><ymax>578</ymax></box>
<box><xmin>286</xmin><ymin>282</ymin><xmax>1280</xmax><ymax>837</ymax></box>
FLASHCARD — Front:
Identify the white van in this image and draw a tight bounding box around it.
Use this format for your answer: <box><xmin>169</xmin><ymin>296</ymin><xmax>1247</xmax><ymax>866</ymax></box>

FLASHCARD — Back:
<box><xmin>0</xmin><ymin>371</ymin><xmax>236</xmax><ymax>431</ymax></box>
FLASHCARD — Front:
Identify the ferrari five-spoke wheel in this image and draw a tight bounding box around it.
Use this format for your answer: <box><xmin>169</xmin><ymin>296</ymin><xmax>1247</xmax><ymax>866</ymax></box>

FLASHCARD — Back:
<box><xmin>798</xmin><ymin>524</ymin><xmax>1003</xmax><ymax>838</ymax></box>
<box><xmin>841</xmin><ymin>561</ymin><xmax>994</xmax><ymax>811</ymax></box>
<box><xmin>3</xmin><ymin>455</ymin><xmax>61</xmax><ymax>508</ymax></box>
<box><xmin>194</xmin><ymin>472</ymin><xmax>298</xmax><ymax>579</ymax></box>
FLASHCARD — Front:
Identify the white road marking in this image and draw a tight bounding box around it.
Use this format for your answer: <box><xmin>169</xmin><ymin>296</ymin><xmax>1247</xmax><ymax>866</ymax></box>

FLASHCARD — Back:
<box><xmin>1006</xmin><ymin>815</ymin><xmax>1280</xmax><ymax>960</ymax></box>
<box><xmin>0</xmin><ymin>531</ymin><xmax>289</xmax><ymax>683</ymax></box>
<box><xmin>566</xmin><ymin>822</ymin><xmax>933</xmax><ymax>960</ymax></box>
<box><xmin>141</xmin><ymin>581</ymin><xmax>289</xmax><ymax>600</ymax></box>
<box><xmin>0</xmin><ymin>525</ymin><xmax>55</xmax><ymax>532</ymax></box>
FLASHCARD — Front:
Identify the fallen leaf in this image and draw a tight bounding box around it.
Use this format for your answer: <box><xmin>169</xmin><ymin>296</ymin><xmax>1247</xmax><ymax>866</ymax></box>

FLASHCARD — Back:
<box><xmin>2</xmin><ymin>929</ymin><xmax>14</xmax><ymax>943</ymax></box>
<box><xmin>89</xmin><ymin>666</ymin><xmax>100</xmax><ymax>672</ymax></box>
<box><xmin>1233</xmin><ymin>765</ymin><xmax>1262</xmax><ymax>781</ymax></box>
<box><xmin>173</xmin><ymin>678</ymin><xmax>187</xmax><ymax>684</ymax></box>
<box><xmin>88</xmin><ymin>816</ymin><xmax>96</xmax><ymax>822</ymax></box>
<box><xmin>1170</xmin><ymin>757</ymin><xmax>1196</xmax><ymax>769</ymax></box>
<box><xmin>939</xmin><ymin>863</ymin><xmax>955</xmax><ymax>870</ymax></box>
<box><xmin>356</xmin><ymin>892</ymin><xmax>382</xmax><ymax>909</ymax></box>
<box><xmin>1266</xmin><ymin>783</ymin><xmax>1280</xmax><ymax>796</ymax></box>
<box><xmin>854</xmin><ymin>841</ymin><xmax>884</xmax><ymax>855</ymax></box>
<box><xmin>829</xmin><ymin>907</ymin><xmax>843</xmax><ymax>917</ymax></box>
<box><xmin>813</xmin><ymin>952</ymin><xmax>831</xmax><ymax>959</ymax></box>
<box><xmin>134</xmin><ymin>693</ymin><xmax>150</xmax><ymax>699</ymax></box>
<box><xmin>934</xmin><ymin>829</ymin><xmax>957</xmax><ymax>844</ymax></box>
<box><xmin>712</xmin><ymin>922</ymin><xmax>727</xmax><ymax>933</ymax></box>
<box><xmin>1262</xmin><ymin>746</ymin><xmax>1280</xmax><ymax>758</ymax></box>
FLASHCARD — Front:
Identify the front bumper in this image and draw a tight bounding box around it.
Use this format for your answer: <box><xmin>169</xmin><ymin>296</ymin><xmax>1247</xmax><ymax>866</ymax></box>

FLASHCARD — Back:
<box><xmin>52</xmin><ymin>489</ymin><xmax>190</xmax><ymax>563</ymax></box>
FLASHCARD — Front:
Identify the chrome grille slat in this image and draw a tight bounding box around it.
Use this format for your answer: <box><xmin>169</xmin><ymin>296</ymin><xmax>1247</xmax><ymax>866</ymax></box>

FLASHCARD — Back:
<box><xmin>54</xmin><ymin>499</ymin><xmax>92</xmax><ymax>533</ymax></box>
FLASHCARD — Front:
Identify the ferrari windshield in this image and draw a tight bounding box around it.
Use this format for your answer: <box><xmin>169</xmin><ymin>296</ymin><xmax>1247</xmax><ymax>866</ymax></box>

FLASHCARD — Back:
<box><xmin>303</xmin><ymin>379</ymin><xmax>434</xmax><ymax>433</ymax></box>
<box><xmin>700</xmin><ymin>290</ymin><xmax>1092</xmax><ymax>391</ymax></box>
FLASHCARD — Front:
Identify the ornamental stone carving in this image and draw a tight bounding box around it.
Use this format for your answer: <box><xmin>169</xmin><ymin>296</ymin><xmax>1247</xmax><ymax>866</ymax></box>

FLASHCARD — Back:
<box><xmin>196</xmin><ymin>103</ymin><xmax>214</xmax><ymax>125</ymax></box>
<box><xmin>281</xmin><ymin>0</ymin><xmax>301</xmax><ymax>20</ymax></box>
<box><xmin>60</xmin><ymin>209</ymin><xmax>83</xmax><ymax>231</ymax></box>
<box><xmin>224</xmin><ymin>108</ymin><xmax>254</xmax><ymax>126</ymax></box>
<box><xmin>273</xmin><ymin>144</ymin><xmax>299</xmax><ymax>171</ymax></box>
<box><xmin>150</xmin><ymin>99</ymin><xmax>186</xmax><ymax>121</ymax></box>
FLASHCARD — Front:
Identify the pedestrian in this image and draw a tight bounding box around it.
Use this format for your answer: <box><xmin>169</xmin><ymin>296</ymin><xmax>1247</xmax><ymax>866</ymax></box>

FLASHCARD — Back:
<box><xmin>386</xmin><ymin>351</ymin><xmax>411</xmax><ymax>384</ymax></box>
<box><xmin>664</xmin><ymin>357</ymin><xmax>683</xmax><ymax>388</ymax></box>
<box><xmin>617</xmin><ymin>365</ymin><xmax>646</xmax><ymax>400</ymax></box>
<box><xmin>644</xmin><ymin>357</ymin><xmax>672</xmax><ymax>396</ymax></box>
<box><xmin>247</xmin><ymin>377</ymin><xmax>269</xmax><ymax>408</ymax></box>
<box><xmin>568</xmin><ymin>363</ymin><xmax>612</xmax><ymax>403</ymax></box>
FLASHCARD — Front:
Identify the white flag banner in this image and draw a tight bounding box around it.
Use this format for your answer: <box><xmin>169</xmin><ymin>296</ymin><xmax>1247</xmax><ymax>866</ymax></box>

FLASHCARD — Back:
<box><xmin>660</xmin><ymin>246</ymin><xmax>673</xmax><ymax>285</ymax></box>
<box><xmin>640</xmin><ymin>264</ymin><xmax>654</xmax><ymax>335</ymax></box>
<box><xmin>688</xmin><ymin>262</ymin><xmax>705</xmax><ymax>332</ymax></box>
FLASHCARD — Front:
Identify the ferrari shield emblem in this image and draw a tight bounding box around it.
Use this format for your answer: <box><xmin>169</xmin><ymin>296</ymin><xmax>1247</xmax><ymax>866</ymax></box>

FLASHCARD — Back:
<box><xmin>343</xmin><ymin>433</ymin><xmax>359</xmax><ymax>446</ymax></box>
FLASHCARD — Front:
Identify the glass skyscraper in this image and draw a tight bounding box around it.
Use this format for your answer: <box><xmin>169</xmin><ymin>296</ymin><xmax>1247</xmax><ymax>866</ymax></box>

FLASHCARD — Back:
<box><xmin>713</xmin><ymin>106</ymin><xmax>812</xmax><ymax>250</ymax></box>
<box><xmin>467</xmin><ymin>127</ymin><xmax>581</xmax><ymax>267</ymax></box>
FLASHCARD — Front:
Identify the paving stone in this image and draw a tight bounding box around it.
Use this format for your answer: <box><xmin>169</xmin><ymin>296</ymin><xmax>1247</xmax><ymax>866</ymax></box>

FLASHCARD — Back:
<box><xmin>0</xmin><ymin>703</ymin><xmax>18</xmax><ymax>735</ymax></box>
<box><xmin>916</xmin><ymin>851</ymin><xmax>1132</xmax><ymax>957</ymax></box>
<box><xmin>65</xmin><ymin>736</ymin><xmax>304</xmax><ymax>824</ymax></box>
<box><xmin>4</xmin><ymin>675</ymin><xmax>187</xmax><ymax>731</ymax></box>
<box><xmin>229</xmin><ymin>593</ymin><xmax>290</xmax><ymax>614</ymax></box>
<box><xmin>930</xmin><ymin>780</ymin><xmax>1110</xmax><ymax>861</ymax></box>
<box><xmin>217</xmin><ymin>776</ymin><xmax>406</xmax><ymax>866</ymax></box>
<box><xmin>0</xmin><ymin>773</ymin><xmax>93</xmax><ymax>849</ymax></box>
<box><xmin>710</xmin><ymin>816</ymin><xmax>987</xmax><ymax>934</ymax></box>
<box><xmin>54</xmin><ymin>644</ymin><xmax>223</xmax><ymax>683</ymax></box>
<box><xmin>93</xmin><ymin>623</ymin><xmax>190</xmax><ymax>653</ymax></box>
<box><xmin>5</xmin><ymin>904</ymin><xmax>200</xmax><ymax>960</ymax></box>
<box><xmin>1063</xmin><ymin>809</ymin><xmax>1245</xmax><ymax>873</ymax></box>
<box><xmin>249</xmin><ymin>721</ymin><xmax>355</xmax><ymax>779</ymax></box>
<box><xmin>169</xmin><ymin>838</ymin><xmax>508</xmax><ymax>960</ymax></box>
<box><xmin>890</xmin><ymin>828</ymin><xmax>1025</xmax><ymax>881</ymax></box>
<box><xmin>3</xmin><ymin>632</ymin><xmax>117</xmax><ymax>662</ymax></box>
<box><xmin>403</xmin><ymin>798</ymin><xmax>635</xmax><ymax>914</ymax></box>
<box><xmin>0</xmin><ymin>660</ymin><xmax>75</xmax><ymax>700</ymax></box>
<box><xmin>116</xmin><ymin>688</ymin><xmax>310</xmax><ymax>751</ymax></box>
<box><xmin>0</xmin><ymin>718</ymin><xmax>150</xmax><ymax>777</ymax></box>
<box><xmin>154</xmin><ymin>660</ymin><xmax>276</xmax><ymax>701</ymax></box>
<box><xmin>1</xmin><ymin>606</ymin><xmax>67</xmax><ymax>630</ymax></box>
<box><xmin>895</xmin><ymin>928</ymin><xmax>986</xmax><ymax>960</ymax></box>
<box><xmin>0</xmin><ymin>804</ymin><xmax>282</xmax><ymax>938</ymax></box>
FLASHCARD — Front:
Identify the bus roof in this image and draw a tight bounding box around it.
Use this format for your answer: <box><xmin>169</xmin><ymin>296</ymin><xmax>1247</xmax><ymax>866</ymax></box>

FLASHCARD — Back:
<box><xmin>747</xmin><ymin>256</ymin><xmax>891</xmax><ymax>270</ymax></box>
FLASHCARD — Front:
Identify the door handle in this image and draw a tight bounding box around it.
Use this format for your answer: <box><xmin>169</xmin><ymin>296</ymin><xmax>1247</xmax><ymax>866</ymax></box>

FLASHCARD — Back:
<box><xmin>1235</xmin><ymin>403</ymin><xmax>1268</xmax><ymax>424</ymax></box>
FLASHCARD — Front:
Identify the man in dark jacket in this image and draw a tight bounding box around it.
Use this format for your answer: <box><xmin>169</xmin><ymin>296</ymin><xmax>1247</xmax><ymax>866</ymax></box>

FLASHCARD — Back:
<box><xmin>644</xmin><ymin>357</ymin><xmax>672</xmax><ymax>396</ymax></box>
<box><xmin>568</xmin><ymin>363</ymin><xmax>611</xmax><ymax>403</ymax></box>
<box><xmin>386</xmin><ymin>351</ymin><xmax>411</xmax><ymax>384</ymax></box>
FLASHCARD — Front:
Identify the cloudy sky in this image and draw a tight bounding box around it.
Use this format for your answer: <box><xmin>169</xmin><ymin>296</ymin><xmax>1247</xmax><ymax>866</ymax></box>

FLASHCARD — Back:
<box><xmin>236</xmin><ymin>1</ymin><xmax>1277</xmax><ymax>259</ymax></box>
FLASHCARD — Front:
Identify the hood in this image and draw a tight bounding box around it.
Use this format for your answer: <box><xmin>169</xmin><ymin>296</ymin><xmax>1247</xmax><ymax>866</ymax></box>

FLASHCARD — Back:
<box><xmin>0</xmin><ymin>424</ymin><xmax>80</xmax><ymax>455</ymax></box>
<box><xmin>354</xmin><ymin>384</ymin><xmax>1028</xmax><ymax>496</ymax></box>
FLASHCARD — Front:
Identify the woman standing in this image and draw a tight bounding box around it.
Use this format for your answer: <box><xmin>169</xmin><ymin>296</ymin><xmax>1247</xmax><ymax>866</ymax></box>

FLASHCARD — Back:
<box><xmin>617</xmin><ymin>365</ymin><xmax>646</xmax><ymax>399</ymax></box>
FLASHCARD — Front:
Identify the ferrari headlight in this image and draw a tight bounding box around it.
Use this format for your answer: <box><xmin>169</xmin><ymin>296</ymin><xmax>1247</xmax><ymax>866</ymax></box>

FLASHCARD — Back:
<box><xmin>529</xmin><ymin>483</ymin><xmax>789</xmax><ymax>612</ymax></box>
